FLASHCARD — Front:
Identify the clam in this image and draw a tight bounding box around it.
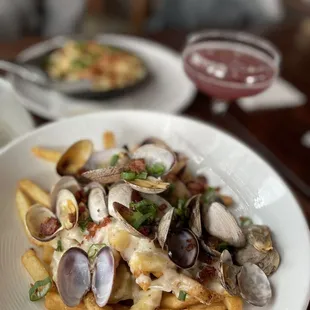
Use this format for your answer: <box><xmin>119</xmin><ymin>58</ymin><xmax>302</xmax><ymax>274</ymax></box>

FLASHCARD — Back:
<box><xmin>237</xmin><ymin>263</ymin><xmax>272</xmax><ymax>307</ymax></box>
<box><xmin>88</xmin><ymin>186</ymin><xmax>109</xmax><ymax>224</ymax></box>
<box><xmin>57</xmin><ymin>248</ymin><xmax>91</xmax><ymax>307</ymax></box>
<box><xmin>202</xmin><ymin>202</ymin><xmax>245</xmax><ymax>248</ymax></box>
<box><xmin>246</xmin><ymin>225</ymin><xmax>273</xmax><ymax>253</ymax></box>
<box><xmin>218</xmin><ymin>250</ymin><xmax>241</xmax><ymax>296</ymax></box>
<box><xmin>57</xmin><ymin>140</ymin><xmax>94</xmax><ymax>176</ymax></box>
<box><xmin>167</xmin><ymin>228</ymin><xmax>199</xmax><ymax>269</ymax></box>
<box><xmin>158</xmin><ymin>208</ymin><xmax>174</xmax><ymax>248</ymax></box>
<box><xmin>126</xmin><ymin>177</ymin><xmax>170</xmax><ymax>194</ymax></box>
<box><xmin>85</xmin><ymin>148</ymin><xmax>130</xmax><ymax>170</ymax></box>
<box><xmin>108</xmin><ymin>183</ymin><xmax>133</xmax><ymax>218</ymax></box>
<box><xmin>50</xmin><ymin>176</ymin><xmax>81</xmax><ymax>212</ymax></box>
<box><xmin>25</xmin><ymin>188</ymin><xmax>78</xmax><ymax>242</ymax></box>
<box><xmin>139</xmin><ymin>137</ymin><xmax>173</xmax><ymax>151</ymax></box>
<box><xmin>187</xmin><ymin>194</ymin><xmax>202</xmax><ymax>238</ymax></box>
<box><xmin>92</xmin><ymin>247</ymin><xmax>115</xmax><ymax>307</ymax></box>
<box><xmin>82</xmin><ymin>166</ymin><xmax>124</xmax><ymax>184</ymax></box>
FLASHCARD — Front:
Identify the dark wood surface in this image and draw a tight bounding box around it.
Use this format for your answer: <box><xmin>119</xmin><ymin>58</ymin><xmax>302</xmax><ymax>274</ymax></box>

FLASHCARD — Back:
<box><xmin>0</xmin><ymin>25</ymin><xmax>309</xmax><ymax>308</ymax></box>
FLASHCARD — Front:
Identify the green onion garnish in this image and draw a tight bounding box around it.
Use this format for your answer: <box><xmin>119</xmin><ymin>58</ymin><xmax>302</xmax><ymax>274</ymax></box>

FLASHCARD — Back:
<box><xmin>29</xmin><ymin>277</ymin><xmax>52</xmax><ymax>301</ymax></box>
<box><xmin>110</xmin><ymin>154</ymin><xmax>119</xmax><ymax>166</ymax></box>
<box><xmin>121</xmin><ymin>171</ymin><xmax>136</xmax><ymax>181</ymax></box>
<box><xmin>178</xmin><ymin>290</ymin><xmax>187</xmax><ymax>301</ymax></box>
<box><xmin>78</xmin><ymin>217</ymin><xmax>92</xmax><ymax>232</ymax></box>
<box><xmin>131</xmin><ymin>212</ymin><xmax>153</xmax><ymax>229</ymax></box>
<box><xmin>56</xmin><ymin>239</ymin><xmax>63</xmax><ymax>252</ymax></box>
<box><xmin>147</xmin><ymin>163</ymin><xmax>166</xmax><ymax>177</ymax></box>
<box><xmin>88</xmin><ymin>243</ymin><xmax>106</xmax><ymax>259</ymax></box>
<box><xmin>240</xmin><ymin>216</ymin><xmax>253</xmax><ymax>227</ymax></box>
<box><xmin>135</xmin><ymin>171</ymin><xmax>148</xmax><ymax>180</ymax></box>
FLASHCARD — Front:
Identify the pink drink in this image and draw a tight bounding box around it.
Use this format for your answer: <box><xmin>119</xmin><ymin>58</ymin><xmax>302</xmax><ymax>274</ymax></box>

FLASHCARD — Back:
<box><xmin>183</xmin><ymin>42</ymin><xmax>278</xmax><ymax>100</ymax></box>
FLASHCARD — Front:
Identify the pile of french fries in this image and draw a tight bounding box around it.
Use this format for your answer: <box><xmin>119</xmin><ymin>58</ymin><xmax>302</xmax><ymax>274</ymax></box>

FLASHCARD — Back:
<box><xmin>15</xmin><ymin>132</ymin><xmax>243</xmax><ymax>310</ymax></box>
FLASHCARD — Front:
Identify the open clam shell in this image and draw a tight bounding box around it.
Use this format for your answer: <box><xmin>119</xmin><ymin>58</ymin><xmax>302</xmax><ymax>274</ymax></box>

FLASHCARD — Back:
<box><xmin>56</xmin><ymin>139</ymin><xmax>94</xmax><ymax>176</ymax></box>
<box><xmin>202</xmin><ymin>202</ymin><xmax>245</xmax><ymax>248</ymax></box>
<box><xmin>158</xmin><ymin>208</ymin><xmax>174</xmax><ymax>248</ymax></box>
<box><xmin>139</xmin><ymin>137</ymin><xmax>173</xmax><ymax>151</ymax></box>
<box><xmin>92</xmin><ymin>246</ymin><xmax>115</xmax><ymax>307</ymax></box>
<box><xmin>237</xmin><ymin>263</ymin><xmax>272</xmax><ymax>307</ymax></box>
<box><xmin>131</xmin><ymin>144</ymin><xmax>175</xmax><ymax>177</ymax></box>
<box><xmin>126</xmin><ymin>176</ymin><xmax>170</xmax><ymax>194</ymax></box>
<box><xmin>25</xmin><ymin>204</ymin><xmax>62</xmax><ymax>242</ymax></box>
<box><xmin>85</xmin><ymin>148</ymin><xmax>129</xmax><ymax>170</ymax></box>
<box><xmin>50</xmin><ymin>176</ymin><xmax>81</xmax><ymax>212</ymax></box>
<box><xmin>246</xmin><ymin>225</ymin><xmax>273</xmax><ymax>253</ymax></box>
<box><xmin>219</xmin><ymin>250</ymin><xmax>241</xmax><ymax>296</ymax></box>
<box><xmin>187</xmin><ymin>194</ymin><xmax>202</xmax><ymax>238</ymax></box>
<box><xmin>57</xmin><ymin>248</ymin><xmax>91</xmax><ymax>307</ymax></box>
<box><xmin>167</xmin><ymin>228</ymin><xmax>199</xmax><ymax>269</ymax></box>
<box><xmin>82</xmin><ymin>166</ymin><xmax>124</xmax><ymax>184</ymax></box>
<box><xmin>55</xmin><ymin>189</ymin><xmax>78</xmax><ymax>230</ymax></box>
<box><xmin>88</xmin><ymin>186</ymin><xmax>109</xmax><ymax>224</ymax></box>
<box><xmin>108</xmin><ymin>183</ymin><xmax>133</xmax><ymax>218</ymax></box>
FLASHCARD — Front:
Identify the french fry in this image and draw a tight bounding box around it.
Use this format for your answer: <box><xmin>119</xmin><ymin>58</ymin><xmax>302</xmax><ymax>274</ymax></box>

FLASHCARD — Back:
<box><xmin>43</xmin><ymin>245</ymin><xmax>55</xmax><ymax>265</ymax></box>
<box><xmin>45</xmin><ymin>291</ymin><xmax>86</xmax><ymax>310</ymax></box>
<box><xmin>19</xmin><ymin>179</ymin><xmax>50</xmax><ymax>208</ymax></box>
<box><xmin>32</xmin><ymin>146</ymin><xmax>62</xmax><ymax>163</ymax></box>
<box><xmin>103</xmin><ymin>131</ymin><xmax>116</xmax><ymax>149</ymax></box>
<box><xmin>224</xmin><ymin>294</ymin><xmax>243</xmax><ymax>310</ymax></box>
<box><xmin>187</xmin><ymin>303</ymin><xmax>226</xmax><ymax>310</ymax></box>
<box><xmin>160</xmin><ymin>292</ymin><xmax>199</xmax><ymax>309</ymax></box>
<box><xmin>16</xmin><ymin>189</ymin><xmax>44</xmax><ymax>247</ymax></box>
<box><xmin>21</xmin><ymin>249</ymin><xmax>49</xmax><ymax>282</ymax></box>
<box><xmin>84</xmin><ymin>292</ymin><xmax>113</xmax><ymax>310</ymax></box>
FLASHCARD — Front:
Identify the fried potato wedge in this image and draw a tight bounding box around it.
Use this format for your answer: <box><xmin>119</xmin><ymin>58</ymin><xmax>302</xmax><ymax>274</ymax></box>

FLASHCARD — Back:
<box><xmin>18</xmin><ymin>179</ymin><xmax>50</xmax><ymax>208</ymax></box>
<box><xmin>160</xmin><ymin>292</ymin><xmax>199</xmax><ymax>309</ymax></box>
<box><xmin>43</xmin><ymin>245</ymin><xmax>55</xmax><ymax>265</ymax></box>
<box><xmin>103</xmin><ymin>131</ymin><xmax>116</xmax><ymax>149</ymax></box>
<box><xmin>187</xmin><ymin>303</ymin><xmax>226</xmax><ymax>310</ymax></box>
<box><xmin>45</xmin><ymin>291</ymin><xmax>86</xmax><ymax>310</ymax></box>
<box><xmin>32</xmin><ymin>146</ymin><xmax>62</xmax><ymax>163</ymax></box>
<box><xmin>224</xmin><ymin>294</ymin><xmax>243</xmax><ymax>310</ymax></box>
<box><xmin>21</xmin><ymin>249</ymin><xmax>49</xmax><ymax>281</ymax></box>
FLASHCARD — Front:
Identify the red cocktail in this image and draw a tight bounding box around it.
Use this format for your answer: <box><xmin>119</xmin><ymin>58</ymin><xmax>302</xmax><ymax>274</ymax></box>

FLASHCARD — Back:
<box><xmin>182</xmin><ymin>31</ymin><xmax>280</xmax><ymax>112</ymax></box>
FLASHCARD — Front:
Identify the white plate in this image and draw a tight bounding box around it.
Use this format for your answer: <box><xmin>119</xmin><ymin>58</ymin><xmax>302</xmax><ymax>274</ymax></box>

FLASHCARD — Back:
<box><xmin>0</xmin><ymin>78</ymin><xmax>34</xmax><ymax>148</ymax></box>
<box><xmin>11</xmin><ymin>34</ymin><xmax>196</xmax><ymax>120</ymax></box>
<box><xmin>0</xmin><ymin>110</ymin><xmax>309</xmax><ymax>310</ymax></box>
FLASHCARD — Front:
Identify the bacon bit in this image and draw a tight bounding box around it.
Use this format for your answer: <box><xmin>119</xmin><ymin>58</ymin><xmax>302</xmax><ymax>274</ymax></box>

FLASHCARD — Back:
<box><xmin>86</xmin><ymin>217</ymin><xmax>112</xmax><ymax>240</ymax></box>
<box><xmin>163</xmin><ymin>173</ymin><xmax>177</xmax><ymax>183</ymax></box>
<box><xmin>127</xmin><ymin>159</ymin><xmax>146</xmax><ymax>174</ymax></box>
<box><xmin>69</xmin><ymin>213</ymin><xmax>76</xmax><ymax>224</ymax></box>
<box><xmin>40</xmin><ymin>217</ymin><xmax>60</xmax><ymax>237</ymax></box>
<box><xmin>79</xmin><ymin>203</ymin><xmax>86</xmax><ymax>214</ymax></box>
<box><xmin>138</xmin><ymin>226</ymin><xmax>151</xmax><ymax>236</ymax></box>
<box><xmin>197</xmin><ymin>266</ymin><xmax>216</xmax><ymax>284</ymax></box>
<box><xmin>131</xmin><ymin>190</ymin><xmax>142</xmax><ymax>203</ymax></box>
<box><xmin>158</xmin><ymin>204</ymin><xmax>167</xmax><ymax>211</ymax></box>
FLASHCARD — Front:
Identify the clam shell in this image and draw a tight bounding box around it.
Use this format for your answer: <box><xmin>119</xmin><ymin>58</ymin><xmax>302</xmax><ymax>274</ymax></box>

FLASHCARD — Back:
<box><xmin>169</xmin><ymin>152</ymin><xmax>188</xmax><ymax>175</ymax></box>
<box><xmin>237</xmin><ymin>263</ymin><xmax>272</xmax><ymax>307</ymax></box>
<box><xmin>50</xmin><ymin>176</ymin><xmax>81</xmax><ymax>212</ymax></box>
<box><xmin>55</xmin><ymin>189</ymin><xmax>78</xmax><ymax>230</ymax></box>
<box><xmin>25</xmin><ymin>204</ymin><xmax>61</xmax><ymax>242</ymax></box>
<box><xmin>167</xmin><ymin>228</ymin><xmax>199</xmax><ymax>269</ymax></box>
<box><xmin>83</xmin><ymin>181</ymin><xmax>106</xmax><ymax>194</ymax></box>
<box><xmin>108</xmin><ymin>183</ymin><xmax>133</xmax><ymax>218</ymax></box>
<box><xmin>92</xmin><ymin>246</ymin><xmax>115</xmax><ymax>307</ymax></box>
<box><xmin>82</xmin><ymin>166</ymin><xmax>124</xmax><ymax>184</ymax></box>
<box><xmin>202</xmin><ymin>202</ymin><xmax>245</xmax><ymax>247</ymax></box>
<box><xmin>219</xmin><ymin>250</ymin><xmax>241</xmax><ymax>296</ymax></box>
<box><xmin>158</xmin><ymin>208</ymin><xmax>174</xmax><ymax>248</ymax></box>
<box><xmin>127</xmin><ymin>176</ymin><xmax>170</xmax><ymax>194</ymax></box>
<box><xmin>246</xmin><ymin>225</ymin><xmax>273</xmax><ymax>252</ymax></box>
<box><xmin>57</xmin><ymin>140</ymin><xmax>93</xmax><ymax>176</ymax></box>
<box><xmin>140</xmin><ymin>137</ymin><xmax>173</xmax><ymax>151</ymax></box>
<box><xmin>187</xmin><ymin>194</ymin><xmax>202</xmax><ymax>238</ymax></box>
<box><xmin>57</xmin><ymin>248</ymin><xmax>91</xmax><ymax>307</ymax></box>
<box><xmin>235</xmin><ymin>243</ymin><xmax>267</xmax><ymax>266</ymax></box>
<box><xmin>131</xmin><ymin>144</ymin><xmax>175</xmax><ymax>176</ymax></box>
<box><xmin>88</xmin><ymin>187</ymin><xmax>109</xmax><ymax>224</ymax></box>
<box><xmin>257</xmin><ymin>248</ymin><xmax>280</xmax><ymax>276</ymax></box>
<box><xmin>86</xmin><ymin>148</ymin><xmax>129</xmax><ymax>170</ymax></box>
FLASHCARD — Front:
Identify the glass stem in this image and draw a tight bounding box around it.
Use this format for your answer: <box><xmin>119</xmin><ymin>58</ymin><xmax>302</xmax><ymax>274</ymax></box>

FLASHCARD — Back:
<box><xmin>211</xmin><ymin>99</ymin><xmax>229</xmax><ymax>115</ymax></box>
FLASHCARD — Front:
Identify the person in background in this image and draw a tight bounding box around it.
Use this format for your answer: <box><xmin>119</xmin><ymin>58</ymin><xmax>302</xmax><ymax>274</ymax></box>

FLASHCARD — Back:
<box><xmin>146</xmin><ymin>0</ymin><xmax>284</xmax><ymax>32</ymax></box>
<box><xmin>0</xmin><ymin>0</ymin><xmax>86</xmax><ymax>40</ymax></box>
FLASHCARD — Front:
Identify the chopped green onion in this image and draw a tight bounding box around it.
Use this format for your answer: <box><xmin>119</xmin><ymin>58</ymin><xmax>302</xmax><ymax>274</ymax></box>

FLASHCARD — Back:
<box><xmin>121</xmin><ymin>171</ymin><xmax>136</xmax><ymax>181</ymax></box>
<box><xmin>29</xmin><ymin>277</ymin><xmax>52</xmax><ymax>301</ymax></box>
<box><xmin>240</xmin><ymin>216</ymin><xmax>253</xmax><ymax>227</ymax></box>
<box><xmin>175</xmin><ymin>198</ymin><xmax>188</xmax><ymax>221</ymax></box>
<box><xmin>88</xmin><ymin>243</ymin><xmax>106</xmax><ymax>259</ymax></box>
<box><xmin>178</xmin><ymin>290</ymin><xmax>187</xmax><ymax>301</ymax></box>
<box><xmin>135</xmin><ymin>171</ymin><xmax>148</xmax><ymax>180</ymax></box>
<box><xmin>110</xmin><ymin>154</ymin><xmax>119</xmax><ymax>166</ymax></box>
<box><xmin>78</xmin><ymin>217</ymin><xmax>92</xmax><ymax>232</ymax></box>
<box><xmin>147</xmin><ymin>163</ymin><xmax>166</xmax><ymax>177</ymax></box>
<box><xmin>130</xmin><ymin>199</ymin><xmax>158</xmax><ymax>221</ymax></box>
<box><xmin>56</xmin><ymin>239</ymin><xmax>63</xmax><ymax>252</ymax></box>
<box><xmin>131</xmin><ymin>212</ymin><xmax>153</xmax><ymax>230</ymax></box>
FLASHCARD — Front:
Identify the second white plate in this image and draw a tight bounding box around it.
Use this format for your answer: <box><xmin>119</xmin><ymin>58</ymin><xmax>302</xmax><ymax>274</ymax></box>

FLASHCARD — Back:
<box><xmin>12</xmin><ymin>34</ymin><xmax>196</xmax><ymax>120</ymax></box>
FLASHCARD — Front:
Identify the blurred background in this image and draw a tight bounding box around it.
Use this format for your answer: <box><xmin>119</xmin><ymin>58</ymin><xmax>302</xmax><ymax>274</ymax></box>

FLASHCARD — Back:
<box><xmin>0</xmin><ymin>0</ymin><xmax>310</xmax><ymax>231</ymax></box>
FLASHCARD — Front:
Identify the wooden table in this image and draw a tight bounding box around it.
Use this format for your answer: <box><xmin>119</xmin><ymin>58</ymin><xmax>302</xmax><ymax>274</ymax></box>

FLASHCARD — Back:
<box><xmin>1</xmin><ymin>27</ymin><xmax>310</xmax><ymax>219</ymax></box>
<box><xmin>0</xmin><ymin>25</ymin><xmax>309</xmax><ymax>308</ymax></box>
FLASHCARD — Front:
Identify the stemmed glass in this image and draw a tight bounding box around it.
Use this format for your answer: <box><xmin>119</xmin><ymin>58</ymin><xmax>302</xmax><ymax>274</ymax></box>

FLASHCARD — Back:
<box><xmin>182</xmin><ymin>30</ymin><xmax>310</xmax><ymax>196</ymax></box>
